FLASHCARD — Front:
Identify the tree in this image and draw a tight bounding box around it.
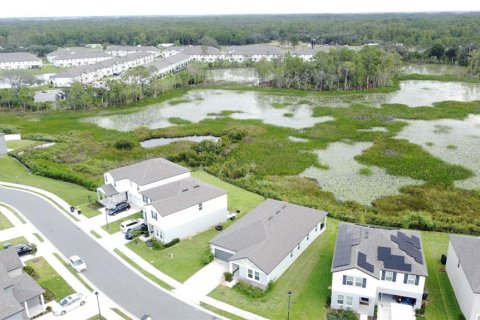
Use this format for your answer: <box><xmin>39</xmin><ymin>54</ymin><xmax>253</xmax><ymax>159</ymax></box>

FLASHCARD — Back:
<box><xmin>467</xmin><ymin>50</ymin><xmax>480</xmax><ymax>80</ymax></box>
<box><xmin>123</xmin><ymin>65</ymin><xmax>154</xmax><ymax>99</ymax></box>
<box><xmin>254</xmin><ymin>58</ymin><xmax>273</xmax><ymax>85</ymax></box>
<box><xmin>445</xmin><ymin>47</ymin><xmax>457</xmax><ymax>64</ymax></box>
<box><xmin>198</xmin><ymin>35</ymin><xmax>219</xmax><ymax>49</ymax></box>
<box><xmin>428</xmin><ymin>43</ymin><xmax>445</xmax><ymax>61</ymax></box>
<box><xmin>1</xmin><ymin>70</ymin><xmax>37</xmax><ymax>92</ymax></box>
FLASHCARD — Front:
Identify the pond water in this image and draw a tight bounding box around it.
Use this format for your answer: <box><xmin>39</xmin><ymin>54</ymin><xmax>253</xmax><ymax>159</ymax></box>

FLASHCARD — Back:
<box><xmin>396</xmin><ymin>115</ymin><xmax>480</xmax><ymax>190</ymax></box>
<box><xmin>140</xmin><ymin>135</ymin><xmax>219</xmax><ymax>148</ymax></box>
<box><xmin>86</xmin><ymin>89</ymin><xmax>334</xmax><ymax>131</ymax></box>
<box><xmin>300</xmin><ymin>142</ymin><xmax>423</xmax><ymax>205</ymax></box>
<box><xmin>401</xmin><ymin>64</ymin><xmax>466</xmax><ymax>76</ymax></box>
<box><xmin>207</xmin><ymin>68</ymin><xmax>257</xmax><ymax>84</ymax></box>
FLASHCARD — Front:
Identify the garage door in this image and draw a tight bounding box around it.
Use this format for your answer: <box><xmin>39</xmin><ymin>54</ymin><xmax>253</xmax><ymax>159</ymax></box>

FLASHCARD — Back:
<box><xmin>214</xmin><ymin>248</ymin><xmax>233</xmax><ymax>261</ymax></box>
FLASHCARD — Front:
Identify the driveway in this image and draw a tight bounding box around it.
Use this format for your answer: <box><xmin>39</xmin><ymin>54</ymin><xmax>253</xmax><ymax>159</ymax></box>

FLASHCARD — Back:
<box><xmin>0</xmin><ymin>186</ymin><xmax>213</xmax><ymax>320</ymax></box>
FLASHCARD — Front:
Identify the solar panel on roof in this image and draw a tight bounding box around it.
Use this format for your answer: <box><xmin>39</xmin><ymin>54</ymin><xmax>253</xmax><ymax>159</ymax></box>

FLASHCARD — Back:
<box><xmin>407</xmin><ymin>235</ymin><xmax>421</xmax><ymax>249</ymax></box>
<box><xmin>378</xmin><ymin>246</ymin><xmax>391</xmax><ymax>260</ymax></box>
<box><xmin>357</xmin><ymin>252</ymin><xmax>374</xmax><ymax>273</ymax></box>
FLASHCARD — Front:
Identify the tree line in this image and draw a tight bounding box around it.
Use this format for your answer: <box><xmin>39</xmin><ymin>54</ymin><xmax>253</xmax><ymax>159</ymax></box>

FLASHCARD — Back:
<box><xmin>255</xmin><ymin>47</ymin><xmax>401</xmax><ymax>91</ymax></box>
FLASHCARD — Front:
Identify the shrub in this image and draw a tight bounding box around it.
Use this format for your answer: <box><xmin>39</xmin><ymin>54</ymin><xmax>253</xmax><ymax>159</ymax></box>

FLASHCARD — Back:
<box><xmin>114</xmin><ymin>139</ymin><xmax>134</xmax><ymax>150</ymax></box>
<box><xmin>233</xmin><ymin>281</ymin><xmax>267</xmax><ymax>298</ymax></box>
<box><xmin>30</xmin><ymin>243</ymin><xmax>37</xmax><ymax>254</ymax></box>
<box><xmin>150</xmin><ymin>239</ymin><xmax>163</xmax><ymax>251</ymax></box>
<box><xmin>402</xmin><ymin>212</ymin><xmax>435</xmax><ymax>231</ymax></box>
<box><xmin>43</xmin><ymin>288</ymin><xmax>55</xmax><ymax>302</ymax></box>
<box><xmin>23</xmin><ymin>265</ymin><xmax>39</xmax><ymax>280</ymax></box>
<box><xmin>164</xmin><ymin>238</ymin><xmax>180</xmax><ymax>248</ymax></box>
<box><xmin>266</xmin><ymin>280</ymin><xmax>275</xmax><ymax>292</ymax></box>
<box><xmin>0</xmin><ymin>124</ymin><xmax>19</xmax><ymax>134</ymax></box>
<box><xmin>202</xmin><ymin>250</ymin><xmax>214</xmax><ymax>265</ymax></box>
<box><xmin>326</xmin><ymin>308</ymin><xmax>359</xmax><ymax>320</ymax></box>
<box><xmin>224</xmin><ymin>272</ymin><xmax>233</xmax><ymax>282</ymax></box>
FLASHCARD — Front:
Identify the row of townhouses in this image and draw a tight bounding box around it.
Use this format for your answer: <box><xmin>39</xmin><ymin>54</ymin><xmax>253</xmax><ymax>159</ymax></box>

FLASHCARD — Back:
<box><xmin>96</xmin><ymin>157</ymin><xmax>480</xmax><ymax>320</ymax></box>
<box><xmin>0</xmin><ymin>53</ymin><xmax>42</xmax><ymax>70</ymax></box>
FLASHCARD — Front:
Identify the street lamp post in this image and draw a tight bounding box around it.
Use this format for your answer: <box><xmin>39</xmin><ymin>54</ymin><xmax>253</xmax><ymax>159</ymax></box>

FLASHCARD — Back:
<box><xmin>287</xmin><ymin>290</ymin><xmax>292</xmax><ymax>320</ymax></box>
<box><xmin>95</xmin><ymin>291</ymin><xmax>102</xmax><ymax>320</ymax></box>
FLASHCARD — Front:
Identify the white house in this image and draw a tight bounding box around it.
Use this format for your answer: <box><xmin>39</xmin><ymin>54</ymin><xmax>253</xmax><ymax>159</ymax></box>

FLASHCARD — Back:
<box><xmin>97</xmin><ymin>158</ymin><xmax>227</xmax><ymax>243</ymax></box>
<box><xmin>331</xmin><ymin>223</ymin><xmax>428</xmax><ymax>319</ymax></box>
<box><xmin>146</xmin><ymin>54</ymin><xmax>193</xmax><ymax>77</ymax></box>
<box><xmin>223</xmin><ymin>45</ymin><xmax>283</xmax><ymax>62</ymax></box>
<box><xmin>141</xmin><ymin>177</ymin><xmax>227</xmax><ymax>243</ymax></box>
<box><xmin>47</xmin><ymin>48</ymin><xmax>113</xmax><ymax>67</ymax></box>
<box><xmin>291</xmin><ymin>45</ymin><xmax>331</xmax><ymax>61</ymax></box>
<box><xmin>446</xmin><ymin>235</ymin><xmax>480</xmax><ymax>320</ymax></box>
<box><xmin>209</xmin><ymin>199</ymin><xmax>327</xmax><ymax>289</ymax></box>
<box><xmin>162</xmin><ymin>46</ymin><xmax>223</xmax><ymax>62</ymax></box>
<box><xmin>0</xmin><ymin>53</ymin><xmax>42</xmax><ymax>70</ymax></box>
<box><xmin>106</xmin><ymin>45</ymin><xmax>162</xmax><ymax>57</ymax></box>
<box><xmin>0</xmin><ymin>248</ymin><xmax>45</xmax><ymax>320</ymax></box>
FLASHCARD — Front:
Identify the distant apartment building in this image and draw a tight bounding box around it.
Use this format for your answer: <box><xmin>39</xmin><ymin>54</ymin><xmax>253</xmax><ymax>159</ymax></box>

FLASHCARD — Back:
<box><xmin>47</xmin><ymin>48</ymin><xmax>113</xmax><ymax>67</ymax></box>
<box><xmin>0</xmin><ymin>53</ymin><xmax>42</xmax><ymax>70</ymax></box>
<box><xmin>106</xmin><ymin>45</ymin><xmax>162</xmax><ymax>57</ymax></box>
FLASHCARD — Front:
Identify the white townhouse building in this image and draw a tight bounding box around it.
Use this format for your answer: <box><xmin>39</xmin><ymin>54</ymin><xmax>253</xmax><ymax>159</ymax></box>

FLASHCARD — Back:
<box><xmin>0</xmin><ymin>248</ymin><xmax>46</xmax><ymax>320</ymax></box>
<box><xmin>0</xmin><ymin>53</ymin><xmax>42</xmax><ymax>70</ymax></box>
<box><xmin>223</xmin><ymin>45</ymin><xmax>283</xmax><ymax>62</ymax></box>
<box><xmin>106</xmin><ymin>45</ymin><xmax>162</xmax><ymax>57</ymax></box>
<box><xmin>209</xmin><ymin>199</ymin><xmax>327</xmax><ymax>290</ymax></box>
<box><xmin>97</xmin><ymin>158</ymin><xmax>227</xmax><ymax>243</ymax></box>
<box><xmin>146</xmin><ymin>54</ymin><xmax>193</xmax><ymax>77</ymax></box>
<box><xmin>46</xmin><ymin>48</ymin><xmax>113</xmax><ymax>67</ymax></box>
<box><xmin>291</xmin><ymin>45</ymin><xmax>331</xmax><ymax>61</ymax></box>
<box><xmin>331</xmin><ymin>223</ymin><xmax>428</xmax><ymax>319</ymax></box>
<box><xmin>446</xmin><ymin>235</ymin><xmax>480</xmax><ymax>320</ymax></box>
<box><xmin>162</xmin><ymin>46</ymin><xmax>223</xmax><ymax>62</ymax></box>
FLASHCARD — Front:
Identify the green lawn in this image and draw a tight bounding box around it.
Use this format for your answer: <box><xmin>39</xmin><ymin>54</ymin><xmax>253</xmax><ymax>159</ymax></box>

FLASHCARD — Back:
<box><xmin>0</xmin><ymin>156</ymin><xmax>96</xmax><ymax>206</ymax></box>
<box><xmin>422</xmin><ymin>232</ymin><xmax>462</xmax><ymax>320</ymax></box>
<box><xmin>209</xmin><ymin>219</ymin><xmax>338</xmax><ymax>319</ymax></box>
<box><xmin>0</xmin><ymin>203</ymin><xmax>27</xmax><ymax>224</ymax></box>
<box><xmin>0</xmin><ymin>212</ymin><xmax>13</xmax><ymax>230</ymax></box>
<box><xmin>101</xmin><ymin>212</ymin><xmax>142</xmax><ymax>234</ymax></box>
<box><xmin>200</xmin><ymin>302</ymin><xmax>245</xmax><ymax>320</ymax></box>
<box><xmin>0</xmin><ymin>236</ymin><xmax>29</xmax><ymax>249</ymax></box>
<box><xmin>126</xmin><ymin>171</ymin><xmax>264</xmax><ymax>283</ymax></box>
<box><xmin>6</xmin><ymin>140</ymin><xmax>39</xmax><ymax>151</ymax></box>
<box><xmin>25</xmin><ymin>256</ymin><xmax>75</xmax><ymax>302</ymax></box>
<box><xmin>110</xmin><ymin>308</ymin><xmax>132</xmax><ymax>320</ymax></box>
<box><xmin>78</xmin><ymin>202</ymin><xmax>102</xmax><ymax>218</ymax></box>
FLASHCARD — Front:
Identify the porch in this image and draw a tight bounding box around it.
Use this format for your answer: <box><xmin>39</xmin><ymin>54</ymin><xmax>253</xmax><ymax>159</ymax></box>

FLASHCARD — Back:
<box><xmin>97</xmin><ymin>183</ymin><xmax>127</xmax><ymax>208</ymax></box>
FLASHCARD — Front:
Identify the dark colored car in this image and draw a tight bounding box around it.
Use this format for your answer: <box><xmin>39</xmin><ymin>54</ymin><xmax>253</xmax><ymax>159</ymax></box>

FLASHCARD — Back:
<box><xmin>125</xmin><ymin>223</ymin><xmax>148</xmax><ymax>240</ymax></box>
<box><xmin>13</xmin><ymin>244</ymin><xmax>34</xmax><ymax>256</ymax></box>
<box><xmin>107</xmin><ymin>202</ymin><xmax>130</xmax><ymax>216</ymax></box>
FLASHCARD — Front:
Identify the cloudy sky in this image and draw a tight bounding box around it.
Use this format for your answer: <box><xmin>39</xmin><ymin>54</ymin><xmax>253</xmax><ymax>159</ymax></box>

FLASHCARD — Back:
<box><xmin>1</xmin><ymin>0</ymin><xmax>479</xmax><ymax>18</ymax></box>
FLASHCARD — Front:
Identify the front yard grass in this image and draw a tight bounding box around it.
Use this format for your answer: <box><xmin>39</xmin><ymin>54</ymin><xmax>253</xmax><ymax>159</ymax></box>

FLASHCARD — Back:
<box><xmin>25</xmin><ymin>256</ymin><xmax>75</xmax><ymax>302</ymax></box>
<box><xmin>6</xmin><ymin>139</ymin><xmax>38</xmax><ymax>150</ymax></box>
<box><xmin>77</xmin><ymin>202</ymin><xmax>102</xmax><ymax>218</ymax></box>
<box><xmin>0</xmin><ymin>236</ymin><xmax>29</xmax><ymax>249</ymax></box>
<box><xmin>101</xmin><ymin>212</ymin><xmax>142</xmax><ymax>234</ymax></box>
<box><xmin>126</xmin><ymin>171</ymin><xmax>264</xmax><ymax>283</ymax></box>
<box><xmin>0</xmin><ymin>212</ymin><xmax>13</xmax><ymax>230</ymax></box>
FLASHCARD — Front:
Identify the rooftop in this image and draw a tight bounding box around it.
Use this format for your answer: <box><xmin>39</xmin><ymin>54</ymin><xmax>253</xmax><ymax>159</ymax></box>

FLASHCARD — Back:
<box><xmin>210</xmin><ymin>199</ymin><xmax>327</xmax><ymax>274</ymax></box>
<box><xmin>142</xmin><ymin>177</ymin><xmax>226</xmax><ymax>217</ymax></box>
<box><xmin>108</xmin><ymin>158</ymin><xmax>189</xmax><ymax>186</ymax></box>
<box><xmin>0</xmin><ymin>52</ymin><xmax>41</xmax><ymax>63</ymax></box>
<box><xmin>450</xmin><ymin>234</ymin><xmax>480</xmax><ymax>293</ymax></box>
<box><xmin>331</xmin><ymin>223</ymin><xmax>428</xmax><ymax>278</ymax></box>
<box><xmin>47</xmin><ymin>48</ymin><xmax>112</xmax><ymax>61</ymax></box>
<box><xmin>0</xmin><ymin>248</ymin><xmax>23</xmax><ymax>272</ymax></box>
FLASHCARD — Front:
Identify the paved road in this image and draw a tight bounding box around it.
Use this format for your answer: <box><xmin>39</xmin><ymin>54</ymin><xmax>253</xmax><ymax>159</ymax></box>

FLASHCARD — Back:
<box><xmin>0</xmin><ymin>186</ymin><xmax>213</xmax><ymax>320</ymax></box>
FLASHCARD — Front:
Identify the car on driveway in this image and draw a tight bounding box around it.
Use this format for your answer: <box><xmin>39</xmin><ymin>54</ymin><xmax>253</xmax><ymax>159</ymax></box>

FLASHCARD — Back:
<box><xmin>120</xmin><ymin>218</ymin><xmax>145</xmax><ymax>233</ymax></box>
<box><xmin>13</xmin><ymin>243</ymin><xmax>35</xmax><ymax>256</ymax></box>
<box><xmin>52</xmin><ymin>293</ymin><xmax>86</xmax><ymax>316</ymax></box>
<box><xmin>69</xmin><ymin>255</ymin><xmax>87</xmax><ymax>272</ymax></box>
<box><xmin>107</xmin><ymin>202</ymin><xmax>131</xmax><ymax>216</ymax></box>
<box><xmin>125</xmin><ymin>223</ymin><xmax>148</xmax><ymax>240</ymax></box>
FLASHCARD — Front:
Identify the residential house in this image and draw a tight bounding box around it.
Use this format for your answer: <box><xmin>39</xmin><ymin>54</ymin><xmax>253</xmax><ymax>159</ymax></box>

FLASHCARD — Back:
<box><xmin>0</xmin><ymin>133</ymin><xmax>7</xmax><ymax>156</ymax></box>
<box><xmin>446</xmin><ymin>235</ymin><xmax>480</xmax><ymax>320</ymax></box>
<box><xmin>0</xmin><ymin>53</ymin><xmax>42</xmax><ymax>70</ymax></box>
<box><xmin>223</xmin><ymin>45</ymin><xmax>283</xmax><ymax>62</ymax></box>
<box><xmin>46</xmin><ymin>48</ymin><xmax>113</xmax><ymax>67</ymax></box>
<box><xmin>162</xmin><ymin>46</ymin><xmax>223</xmax><ymax>62</ymax></box>
<box><xmin>106</xmin><ymin>46</ymin><xmax>162</xmax><ymax>57</ymax></box>
<box><xmin>0</xmin><ymin>248</ymin><xmax>45</xmax><ymax>319</ymax></box>
<box><xmin>209</xmin><ymin>199</ymin><xmax>327</xmax><ymax>290</ymax></box>
<box><xmin>146</xmin><ymin>54</ymin><xmax>193</xmax><ymax>77</ymax></box>
<box><xmin>331</xmin><ymin>223</ymin><xmax>427</xmax><ymax>318</ymax></box>
<box><xmin>291</xmin><ymin>45</ymin><xmax>331</xmax><ymax>61</ymax></box>
<box><xmin>97</xmin><ymin>158</ymin><xmax>227</xmax><ymax>243</ymax></box>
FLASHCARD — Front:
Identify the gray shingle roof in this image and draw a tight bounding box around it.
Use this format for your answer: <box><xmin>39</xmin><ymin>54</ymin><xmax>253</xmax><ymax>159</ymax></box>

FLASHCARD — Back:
<box><xmin>107</xmin><ymin>45</ymin><xmax>160</xmax><ymax>53</ymax></box>
<box><xmin>0</xmin><ymin>289</ymin><xmax>24</xmax><ymax>320</ymax></box>
<box><xmin>0</xmin><ymin>265</ymin><xmax>14</xmax><ymax>289</ymax></box>
<box><xmin>98</xmin><ymin>184</ymin><xmax>118</xmax><ymax>197</ymax></box>
<box><xmin>224</xmin><ymin>45</ymin><xmax>283</xmax><ymax>56</ymax></box>
<box><xmin>108</xmin><ymin>158</ymin><xmax>189</xmax><ymax>186</ymax></box>
<box><xmin>210</xmin><ymin>199</ymin><xmax>327</xmax><ymax>274</ymax></box>
<box><xmin>0</xmin><ymin>52</ymin><xmax>41</xmax><ymax>63</ymax></box>
<box><xmin>331</xmin><ymin>223</ymin><xmax>428</xmax><ymax>278</ymax></box>
<box><xmin>0</xmin><ymin>248</ymin><xmax>23</xmax><ymax>272</ymax></box>
<box><xmin>164</xmin><ymin>46</ymin><xmax>222</xmax><ymax>56</ymax></box>
<box><xmin>47</xmin><ymin>48</ymin><xmax>112</xmax><ymax>61</ymax></box>
<box><xmin>450</xmin><ymin>234</ymin><xmax>480</xmax><ymax>293</ymax></box>
<box><xmin>142</xmin><ymin>177</ymin><xmax>225</xmax><ymax>217</ymax></box>
<box><xmin>147</xmin><ymin>54</ymin><xmax>191</xmax><ymax>71</ymax></box>
<box><xmin>12</xmin><ymin>273</ymin><xmax>45</xmax><ymax>303</ymax></box>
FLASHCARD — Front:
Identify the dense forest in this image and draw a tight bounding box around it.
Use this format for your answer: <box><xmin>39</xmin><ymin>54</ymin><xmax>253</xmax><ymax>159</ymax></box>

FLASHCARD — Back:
<box><xmin>0</xmin><ymin>13</ymin><xmax>480</xmax><ymax>59</ymax></box>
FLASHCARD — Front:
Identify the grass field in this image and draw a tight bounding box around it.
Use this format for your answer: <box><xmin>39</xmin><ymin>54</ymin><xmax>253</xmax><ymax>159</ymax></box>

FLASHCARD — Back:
<box><xmin>6</xmin><ymin>139</ymin><xmax>39</xmax><ymax>150</ymax></box>
<box><xmin>101</xmin><ymin>212</ymin><xmax>143</xmax><ymax>234</ymax></box>
<box><xmin>0</xmin><ymin>236</ymin><xmax>28</xmax><ymax>249</ymax></box>
<box><xmin>25</xmin><ymin>256</ymin><xmax>75</xmax><ymax>302</ymax></box>
<box><xmin>0</xmin><ymin>212</ymin><xmax>13</xmax><ymax>230</ymax></box>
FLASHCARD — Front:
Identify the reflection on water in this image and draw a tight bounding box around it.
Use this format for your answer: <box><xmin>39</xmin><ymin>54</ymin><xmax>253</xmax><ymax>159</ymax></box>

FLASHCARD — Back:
<box><xmin>207</xmin><ymin>68</ymin><xmax>257</xmax><ymax>84</ymax></box>
<box><xmin>301</xmin><ymin>142</ymin><xmax>423</xmax><ymax>205</ymax></box>
<box><xmin>140</xmin><ymin>135</ymin><xmax>219</xmax><ymax>148</ymax></box>
<box><xmin>401</xmin><ymin>64</ymin><xmax>466</xmax><ymax>76</ymax></box>
<box><xmin>396</xmin><ymin>115</ymin><xmax>480</xmax><ymax>190</ymax></box>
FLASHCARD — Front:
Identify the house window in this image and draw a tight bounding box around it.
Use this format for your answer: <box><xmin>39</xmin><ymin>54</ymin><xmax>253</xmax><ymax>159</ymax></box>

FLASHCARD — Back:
<box><xmin>248</xmin><ymin>269</ymin><xmax>253</xmax><ymax>279</ymax></box>
<box><xmin>254</xmin><ymin>271</ymin><xmax>260</xmax><ymax>281</ymax></box>
<box><xmin>346</xmin><ymin>276</ymin><xmax>354</xmax><ymax>286</ymax></box>
<box><xmin>385</xmin><ymin>271</ymin><xmax>394</xmax><ymax>282</ymax></box>
<box><xmin>355</xmin><ymin>277</ymin><xmax>364</xmax><ymax>287</ymax></box>
<box><xmin>407</xmin><ymin>274</ymin><xmax>416</xmax><ymax>285</ymax></box>
<box><xmin>345</xmin><ymin>296</ymin><xmax>353</xmax><ymax>307</ymax></box>
<box><xmin>151</xmin><ymin>211</ymin><xmax>157</xmax><ymax>221</ymax></box>
<box><xmin>199</xmin><ymin>203</ymin><xmax>203</xmax><ymax>211</ymax></box>
<box><xmin>337</xmin><ymin>295</ymin><xmax>344</xmax><ymax>305</ymax></box>
<box><xmin>360</xmin><ymin>297</ymin><xmax>369</xmax><ymax>306</ymax></box>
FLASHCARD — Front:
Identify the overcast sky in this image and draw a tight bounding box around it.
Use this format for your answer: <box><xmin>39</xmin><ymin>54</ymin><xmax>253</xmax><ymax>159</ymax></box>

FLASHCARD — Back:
<box><xmin>1</xmin><ymin>0</ymin><xmax>479</xmax><ymax>18</ymax></box>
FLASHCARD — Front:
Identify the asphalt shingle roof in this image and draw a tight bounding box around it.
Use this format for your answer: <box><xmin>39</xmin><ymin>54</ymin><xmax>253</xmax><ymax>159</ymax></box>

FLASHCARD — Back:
<box><xmin>210</xmin><ymin>199</ymin><xmax>327</xmax><ymax>274</ymax></box>
<box><xmin>108</xmin><ymin>158</ymin><xmax>189</xmax><ymax>186</ymax></box>
<box><xmin>99</xmin><ymin>184</ymin><xmax>118</xmax><ymax>197</ymax></box>
<box><xmin>331</xmin><ymin>223</ymin><xmax>428</xmax><ymax>278</ymax></box>
<box><xmin>0</xmin><ymin>52</ymin><xmax>41</xmax><ymax>63</ymax></box>
<box><xmin>450</xmin><ymin>234</ymin><xmax>480</xmax><ymax>293</ymax></box>
<box><xmin>0</xmin><ymin>290</ymin><xmax>24</xmax><ymax>320</ymax></box>
<box><xmin>12</xmin><ymin>273</ymin><xmax>45</xmax><ymax>303</ymax></box>
<box><xmin>141</xmin><ymin>177</ymin><xmax>225</xmax><ymax>217</ymax></box>
<box><xmin>47</xmin><ymin>48</ymin><xmax>112</xmax><ymax>61</ymax></box>
<box><xmin>0</xmin><ymin>248</ymin><xmax>23</xmax><ymax>272</ymax></box>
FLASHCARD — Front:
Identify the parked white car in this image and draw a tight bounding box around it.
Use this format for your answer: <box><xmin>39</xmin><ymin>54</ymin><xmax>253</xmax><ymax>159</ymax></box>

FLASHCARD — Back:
<box><xmin>53</xmin><ymin>293</ymin><xmax>86</xmax><ymax>316</ymax></box>
<box><xmin>120</xmin><ymin>218</ymin><xmax>145</xmax><ymax>233</ymax></box>
<box><xmin>69</xmin><ymin>255</ymin><xmax>87</xmax><ymax>272</ymax></box>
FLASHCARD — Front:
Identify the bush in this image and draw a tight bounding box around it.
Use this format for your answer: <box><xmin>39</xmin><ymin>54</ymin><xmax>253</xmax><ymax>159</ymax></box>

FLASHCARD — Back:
<box><xmin>43</xmin><ymin>288</ymin><xmax>55</xmax><ymax>302</ymax></box>
<box><xmin>224</xmin><ymin>272</ymin><xmax>233</xmax><ymax>282</ymax></box>
<box><xmin>202</xmin><ymin>250</ymin><xmax>214</xmax><ymax>265</ymax></box>
<box><xmin>164</xmin><ymin>238</ymin><xmax>180</xmax><ymax>248</ymax></box>
<box><xmin>233</xmin><ymin>281</ymin><xmax>267</xmax><ymax>298</ymax></box>
<box><xmin>402</xmin><ymin>212</ymin><xmax>435</xmax><ymax>231</ymax></box>
<box><xmin>150</xmin><ymin>239</ymin><xmax>164</xmax><ymax>251</ymax></box>
<box><xmin>23</xmin><ymin>265</ymin><xmax>39</xmax><ymax>280</ymax></box>
<box><xmin>30</xmin><ymin>243</ymin><xmax>37</xmax><ymax>254</ymax></box>
<box><xmin>326</xmin><ymin>308</ymin><xmax>359</xmax><ymax>320</ymax></box>
<box><xmin>114</xmin><ymin>139</ymin><xmax>135</xmax><ymax>150</ymax></box>
<box><xmin>0</xmin><ymin>124</ymin><xmax>19</xmax><ymax>134</ymax></box>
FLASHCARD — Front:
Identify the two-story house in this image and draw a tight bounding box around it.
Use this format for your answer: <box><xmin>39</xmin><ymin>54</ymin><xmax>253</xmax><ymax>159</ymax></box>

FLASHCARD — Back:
<box><xmin>331</xmin><ymin>223</ymin><xmax>427</xmax><ymax>319</ymax></box>
<box><xmin>446</xmin><ymin>235</ymin><xmax>480</xmax><ymax>320</ymax></box>
<box><xmin>0</xmin><ymin>248</ymin><xmax>45</xmax><ymax>320</ymax></box>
